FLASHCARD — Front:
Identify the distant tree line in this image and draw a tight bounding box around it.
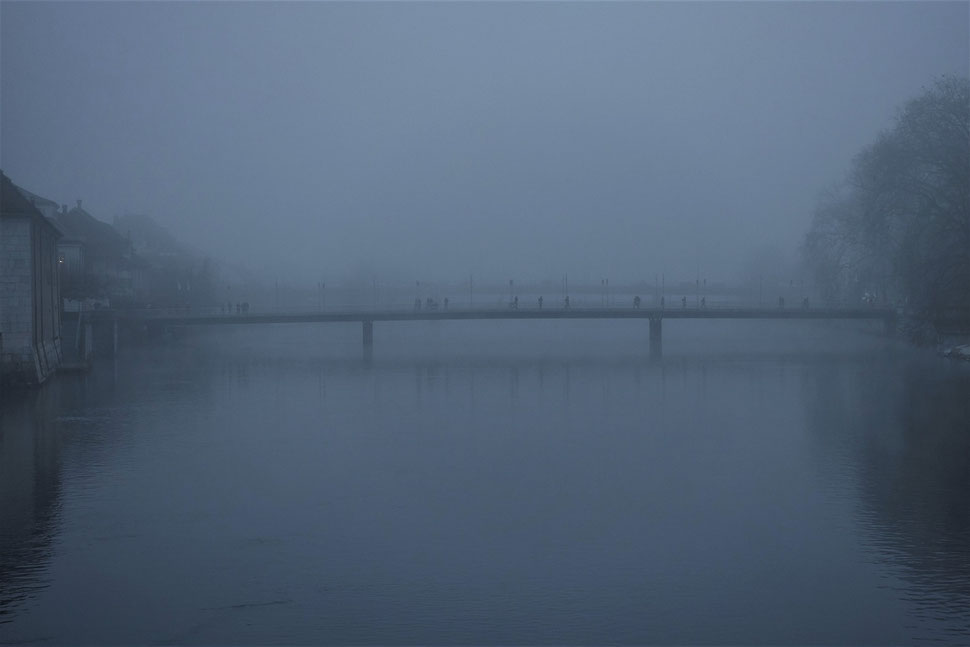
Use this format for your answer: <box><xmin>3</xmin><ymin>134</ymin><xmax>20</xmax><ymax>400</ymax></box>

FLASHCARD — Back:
<box><xmin>803</xmin><ymin>76</ymin><xmax>969</xmax><ymax>319</ymax></box>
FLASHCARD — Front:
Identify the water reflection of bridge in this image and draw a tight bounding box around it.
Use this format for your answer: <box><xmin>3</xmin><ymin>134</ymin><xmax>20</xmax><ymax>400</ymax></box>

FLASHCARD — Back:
<box><xmin>113</xmin><ymin>306</ymin><xmax>896</xmax><ymax>357</ymax></box>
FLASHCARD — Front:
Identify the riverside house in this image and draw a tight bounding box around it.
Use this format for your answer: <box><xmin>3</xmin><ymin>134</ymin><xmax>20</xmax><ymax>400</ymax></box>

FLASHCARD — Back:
<box><xmin>0</xmin><ymin>171</ymin><xmax>62</xmax><ymax>386</ymax></box>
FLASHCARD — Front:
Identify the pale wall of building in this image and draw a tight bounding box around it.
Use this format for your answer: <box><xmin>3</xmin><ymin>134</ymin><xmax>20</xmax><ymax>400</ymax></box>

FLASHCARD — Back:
<box><xmin>0</xmin><ymin>213</ymin><xmax>61</xmax><ymax>385</ymax></box>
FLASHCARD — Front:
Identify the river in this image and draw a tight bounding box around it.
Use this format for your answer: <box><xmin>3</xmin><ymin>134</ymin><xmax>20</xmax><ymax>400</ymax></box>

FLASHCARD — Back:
<box><xmin>1</xmin><ymin>319</ymin><xmax>968</xmax><ymax>644</ymax></box>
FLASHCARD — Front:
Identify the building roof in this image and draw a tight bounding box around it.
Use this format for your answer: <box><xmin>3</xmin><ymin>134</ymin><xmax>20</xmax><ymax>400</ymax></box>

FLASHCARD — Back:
<box><xmin>1</xmin><ymin>171</ymin><xmax>62</xmax><ymax>238</ymax></box>
<box><xmin>16</xmin><ymin>185</ymin><xmax>59</xmax><ymax>211</ymax></box>
<box><xmin>1</xmin><ymin>170</ymin><xmax>40</xmax><ymax>215</ymax></box>
<box><xmin>53</xmin><ymin>200</ymin><xmax>131</xmax><ymax>261</ymax></box>
<box><xmin>43</xmin><ymin>215</ymin><xmax>70</xmax><ymax>239</ymax></box>
<box><xmin>49</xmin><ymin>208</ymin><xmax>85</xmax><ymax>242</ymax></box>
<box><xmin>114</xmin><ymin>213</ymin><xmax>195</xmax><ymax>258</ymax></box>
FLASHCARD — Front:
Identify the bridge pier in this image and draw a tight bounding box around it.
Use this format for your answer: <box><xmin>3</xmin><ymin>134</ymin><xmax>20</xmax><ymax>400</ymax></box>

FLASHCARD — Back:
<box><xmin>649</xmin><ymin>317</ymin><xmax>662</xmax><ymax>359</ymax></box>
<box><xmin>362</xmin><ymin>320</ymin><xmax>373</xmax><ymax>348</ymax></box>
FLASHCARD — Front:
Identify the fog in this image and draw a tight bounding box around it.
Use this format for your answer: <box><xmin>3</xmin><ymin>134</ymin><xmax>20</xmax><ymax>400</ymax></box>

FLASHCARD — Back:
<box><xmin>1</xmin><ymin>1</ymin><xmax>967</xmax><ymax>286</ymax></box>
<box><xmin>3</xmin><ymin>5</ymin><xmax>970</xmax><ymax>642</ymax></box>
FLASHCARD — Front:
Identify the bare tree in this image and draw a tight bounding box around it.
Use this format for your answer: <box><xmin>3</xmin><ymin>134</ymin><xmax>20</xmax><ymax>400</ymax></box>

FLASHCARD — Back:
<box><xmin>803</xmin><ymin>76</ymin><xmax>970</xmax><ymax>315</ymax></box>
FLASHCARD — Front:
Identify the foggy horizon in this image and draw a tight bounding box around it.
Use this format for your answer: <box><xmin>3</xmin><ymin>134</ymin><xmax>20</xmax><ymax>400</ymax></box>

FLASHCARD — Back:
<box><xmin>2</xmin><ymin>1</ymin><xmax>968</xmax><ymax>286</ymax></box>
<box><xmin>3</xmin><ymin>3</ymin><xmax>970</xmax><ymax>643</ymax></box>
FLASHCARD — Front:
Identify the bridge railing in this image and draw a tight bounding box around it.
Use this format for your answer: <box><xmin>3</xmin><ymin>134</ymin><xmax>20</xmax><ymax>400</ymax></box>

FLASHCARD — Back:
<box><xmin>128</xmin><ymin>300</ymin><xmax>896</xmax><ymax>319</ymax></box>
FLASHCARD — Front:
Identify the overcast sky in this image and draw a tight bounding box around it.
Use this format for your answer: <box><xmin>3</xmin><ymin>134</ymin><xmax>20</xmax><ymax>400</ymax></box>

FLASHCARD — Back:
<box><xmin>2</xmin><ymin>1</ymin><xmax>967</xmax><ymax>286</ymax></box>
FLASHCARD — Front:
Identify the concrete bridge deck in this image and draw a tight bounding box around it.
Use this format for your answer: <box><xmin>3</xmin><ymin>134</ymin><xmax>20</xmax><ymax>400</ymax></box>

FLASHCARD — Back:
<box><xmin>120</xmin><ymin>305</ymin><xmax>895</xmax><ymax>325</ymax></box>
<box><xmin>102</xmin><ymin>305</ymin><xmax>895</xmax><ymax>358</ymax></box>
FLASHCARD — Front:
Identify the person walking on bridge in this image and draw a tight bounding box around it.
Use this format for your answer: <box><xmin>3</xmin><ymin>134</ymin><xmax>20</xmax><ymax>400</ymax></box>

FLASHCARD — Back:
<box><xmin>634</xmin><ymin>295</ymin><xmax>641</xmax><ymax>309</ymax></box>
<box><xmin>538</xmin><ymin>296</ymin><xmax>543</xmax><ymax>309</ymax></box>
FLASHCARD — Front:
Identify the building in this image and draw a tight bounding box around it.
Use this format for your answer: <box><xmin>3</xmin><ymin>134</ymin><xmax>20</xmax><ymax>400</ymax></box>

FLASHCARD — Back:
<box><xmin>16</xmin><ymin>187</ymin><xmax>84</xmax><ymax>278</ymax></box>
<box><xmin>54</xmin><ymin>221</ymin><xmax>85</xmax><ymax>277</ymax></box>
<box><xmin>0</xmin><ymin>172</ymin><xmax>62</xmax><ymax>386</ymax></box>
<box><xmin>52</xmin><ymin>200</ymin><xmax>147</xmax><ymax>306</ymax></box>
<box><xmin>114</xmin><ymin>213</ymin><xmax>218</xmax><ymax>307</ymax></box>
<box><xmin>15</xmin><ymin>186</ymin><xmax>59</xmax><ymax>220</ymax></box>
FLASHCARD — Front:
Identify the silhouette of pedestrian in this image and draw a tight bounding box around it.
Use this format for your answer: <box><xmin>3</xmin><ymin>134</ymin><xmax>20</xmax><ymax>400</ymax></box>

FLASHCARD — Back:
<box><xmin>513</xmin><ymin>296</ymin><xmax>518</xmax><ymax>309</ymax></box>
<box><xmin>538</xmin><ymin>296</ymin><xmax>543</xmax><ymax>309</ymax></box>
<box><xmin>634</xmin><ymin>295</ymin><xmax>641</xmax><ymax>309</ymax></box>
<box><xmin>444</xmin><ymin>297</ymin><xmax>449</xmax><ymax>309</ymax></box>
<box><xmin>701</xmin><ymin>296</ymin><xmax>706</xmax><ymax>308</ymax></box>
<box><xmin>564</xmin><ymin>296</ymin><xmax>570</xmax><ymax>309</ymax></box>
<box><xmin>681</xmin><ymin>296</ymin><xmax>687</xmax><ymax>308</ymax></box>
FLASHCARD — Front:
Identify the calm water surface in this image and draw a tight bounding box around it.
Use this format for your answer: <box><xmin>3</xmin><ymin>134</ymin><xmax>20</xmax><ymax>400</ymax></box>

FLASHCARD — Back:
<box><xmin>1</xmin><ymin>320</ymin><xmax>968</xmax><ymax>644</ymax></box>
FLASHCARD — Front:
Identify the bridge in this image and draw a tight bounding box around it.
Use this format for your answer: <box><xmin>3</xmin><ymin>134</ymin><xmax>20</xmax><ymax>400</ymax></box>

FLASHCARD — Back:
<box><xmin>108</xmin><ymin>305</ymin><xmax>897</xmax><ymax>358</ymax></box>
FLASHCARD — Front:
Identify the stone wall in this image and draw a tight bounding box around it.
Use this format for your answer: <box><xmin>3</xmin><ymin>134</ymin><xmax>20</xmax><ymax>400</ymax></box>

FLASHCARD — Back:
<box><xmin>34</xmin><ymin>216</ymin><xmax>62</xmax><ymax>378</ymax></box>
<box><xmin>1</xmin><ymin>216</ymin><xmax>34</xmax><ymax>381</ymax></box>
<box><xmin>0</xmin><ymin>214</ymin><xmax>61</xmax><ymax>385</ymax></box>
